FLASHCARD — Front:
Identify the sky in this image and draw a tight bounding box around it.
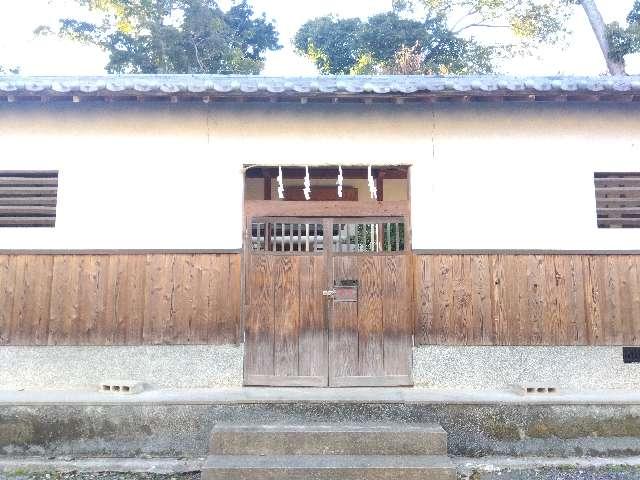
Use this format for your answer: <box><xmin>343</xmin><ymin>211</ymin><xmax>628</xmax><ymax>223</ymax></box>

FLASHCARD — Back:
<box><xmin>0</xmin><ymin>0</ymin><xmax>638</xmax><ymax>76</ymax></box>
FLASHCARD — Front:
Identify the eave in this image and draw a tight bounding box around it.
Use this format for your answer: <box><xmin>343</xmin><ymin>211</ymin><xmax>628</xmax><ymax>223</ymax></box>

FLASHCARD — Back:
<box><xmin>1</xmin><ymin>74</ymin><xmax>640</xmax><ymax>104</ymax></box>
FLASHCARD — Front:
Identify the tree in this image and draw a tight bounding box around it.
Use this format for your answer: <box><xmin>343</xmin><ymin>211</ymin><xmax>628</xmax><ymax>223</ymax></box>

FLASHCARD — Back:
<box><xmin>579</xmin><ymin>0</ymin><xmax>640</xmax><ymax>75</ymax></box>
<box><xmin>40</xmin><ymin>0</ymin><xmax>280</xmax><ymax>74</ymax></box>
<box><xmin>294</xmin><ymin>12</ymin><xmax>493</xmax><ymax>75</ymax></box>
<box><xmin>295</xmin><ymin>1</ymin><xmax>578</xmax><ymax>75</ymax></box>
<box><xmin>392</xmin><ymin>0</ymin><xmax>575</xmax><ymax>47</ymax></box>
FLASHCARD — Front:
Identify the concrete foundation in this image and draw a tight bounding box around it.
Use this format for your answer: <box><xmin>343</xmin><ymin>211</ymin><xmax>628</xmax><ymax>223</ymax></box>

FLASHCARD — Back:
<box><xmin>2</xmin><ymin>402</ymin><xmax>640</xmax><ymax>458</ymax></box>
<box><xmin>3</xmin><ymin>345</ymin><xmax>639</xmax><ymax>392</ymax></box>
<box><xmin>413</xmin><ymin>346</ymin><xmax>640</xmax><ymax>391</ymax></box>
<box><xmin>0</xmin><ymin>345</ymin><xmax>243</xmax><ymax>390</ymax></box>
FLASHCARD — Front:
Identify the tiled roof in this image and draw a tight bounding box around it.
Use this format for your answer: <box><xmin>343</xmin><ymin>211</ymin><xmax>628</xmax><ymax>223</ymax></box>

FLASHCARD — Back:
<box><xmin>1</xmin><ymin>75</ymin><xmax>640</xmax><ymax>101</ymax></box>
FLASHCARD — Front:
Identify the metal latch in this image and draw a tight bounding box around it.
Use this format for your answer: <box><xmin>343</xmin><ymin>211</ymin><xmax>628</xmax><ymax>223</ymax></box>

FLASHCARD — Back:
<box><xmin>322</xmin><ymin>289</ymin><xmax>337</xmax><ymax>297</ymax></box>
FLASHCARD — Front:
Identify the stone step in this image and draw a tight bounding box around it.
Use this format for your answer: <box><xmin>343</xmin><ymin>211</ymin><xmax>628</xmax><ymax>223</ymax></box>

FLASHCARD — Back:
<box><xmin>202</xmin><ymin>454</ymin><xmax>456</xmax><ymax>480</ymax></box>
<box><xmin>209</xmin><ymin>424</ymin><xmax>448</xmax><ymax>456</ymax></box>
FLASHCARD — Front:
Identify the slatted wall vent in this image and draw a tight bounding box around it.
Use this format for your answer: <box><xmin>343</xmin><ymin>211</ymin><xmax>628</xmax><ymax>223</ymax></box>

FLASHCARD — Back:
<box><xmin>0</xmin><ymin>171</ymin><xmax>58</xmax><ymax>227</ymax></box>
<box><xmin>623</xmin><ymin>347</ymin><xmax>640</xmax><ymax>364</ymax></box>
<box><xmin>595</xmin><ymin>172</ymin><xmax>640</xmax><ymax>228</ymax></box>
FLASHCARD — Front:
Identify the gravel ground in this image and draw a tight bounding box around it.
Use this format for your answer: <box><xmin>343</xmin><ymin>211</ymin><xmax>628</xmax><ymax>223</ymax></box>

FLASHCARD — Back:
<box><xmin>461</xmin><ymin>466</ymin><xmax>640</xmax><ymax>480</ymax></box>
<box><xmin>2</xmin><ymin>469</ymin><xmax>640</xmax><ymax>480</ymax></box>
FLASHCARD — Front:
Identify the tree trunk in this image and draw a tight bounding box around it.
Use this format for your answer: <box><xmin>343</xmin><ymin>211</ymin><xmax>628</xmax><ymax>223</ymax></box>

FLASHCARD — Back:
<box><xmin>580</xmin><ymin>0</ymin><xmax>626</xmax><ymax>75</ymax></box>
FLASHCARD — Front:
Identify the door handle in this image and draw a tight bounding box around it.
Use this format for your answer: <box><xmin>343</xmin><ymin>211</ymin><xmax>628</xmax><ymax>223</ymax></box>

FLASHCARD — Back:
<box><xmin>322</xmin><ymin>289</ymin><xmax>337</xmax><ymax>297</ymax></box>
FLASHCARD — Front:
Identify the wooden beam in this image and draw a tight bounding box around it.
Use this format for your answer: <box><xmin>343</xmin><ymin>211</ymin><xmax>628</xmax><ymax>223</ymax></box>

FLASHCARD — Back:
<box><xmin>246</xmin><ymin>167</ymin><xmax>408</xmax><ymax>180</ymax></box>
<box><xmin>244</xmin><ymin>200</ymin><xmax>410</xmax><ymax>218</ymax></box>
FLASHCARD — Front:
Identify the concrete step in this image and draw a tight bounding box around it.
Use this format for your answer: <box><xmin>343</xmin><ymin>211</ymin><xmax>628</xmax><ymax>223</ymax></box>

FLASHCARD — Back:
<box><xmin>209</xmin><ymin>424</ymin><xmax>448</xmax><ymax>456</ymax></box>
<box><xmin>202</xmin><ymin>454</ymin><xmax>456</xmax><ymax>480</ymax></box>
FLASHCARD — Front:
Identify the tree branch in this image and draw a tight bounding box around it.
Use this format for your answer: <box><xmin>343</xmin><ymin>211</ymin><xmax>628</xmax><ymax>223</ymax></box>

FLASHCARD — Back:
<box><xmin>453</xmin><ymin>23</ymin><xmax>512</xmax><ymax>34</ymax></box>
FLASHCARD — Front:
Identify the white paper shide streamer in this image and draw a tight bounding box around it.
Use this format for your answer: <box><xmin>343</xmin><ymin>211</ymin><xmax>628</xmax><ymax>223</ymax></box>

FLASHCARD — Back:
<box><xmin>367</xmin><ymin>165</ymin><xmax>377</xmax><ymax>200</ymax></box>
<box><xmin>277</xmin><ymin>166</ymin><xmax>284</xmax><ymax>199</ymax></box>
<box><xmin>303</xmin><ymin>166</ymin><xmax>311</xmax><ymax>200</ymax></box>
<box><xmin>336</xmin><ymin>166</ymin><xmax>344</xmax><ymax>198</ymax></box>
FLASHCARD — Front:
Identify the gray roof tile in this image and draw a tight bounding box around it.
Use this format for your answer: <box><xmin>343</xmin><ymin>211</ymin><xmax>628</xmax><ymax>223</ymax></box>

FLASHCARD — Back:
<box><xmin>0</xmin><ymin>74</ymin><xmax>639</xmax><ymax>99</ymax></box>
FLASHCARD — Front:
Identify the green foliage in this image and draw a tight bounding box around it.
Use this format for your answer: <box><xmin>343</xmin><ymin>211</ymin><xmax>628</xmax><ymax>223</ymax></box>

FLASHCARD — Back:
<box><xmin>294</xmin><ymin>12</ymin><xmax>494</xmax><ymax>75</ymax></box>
<box><xmin>605</xmin><ymin>1</ymin><xmax>640</xmax><ymax>65</ymax></box>
<box><xmin>295</xmin><ymin>0</ymin><xmax>577</xmax><ymax>75</ymax></box>
<box><xmin>0</xmin><ymin>65</ymin><xmax>19</xmax><ymax>74</ymax></box>
<box><xmin>395</xmin><ymin>0</ymin><xmax>575</xmax><ymax>44</ymax></box>
<box><xmin>628</xmin><ymin>0</ymin><xmax>640</xmax><ymax>25</ymax></box>
<box><xmin>41</xmin><ymin>0</ymin><xmax>280</xmax><ymax>74</ymax></box>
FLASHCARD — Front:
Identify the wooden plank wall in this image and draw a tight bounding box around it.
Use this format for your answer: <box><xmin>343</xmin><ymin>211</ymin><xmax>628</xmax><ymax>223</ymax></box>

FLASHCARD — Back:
<box><xmin>3</xmin><ymin>253</ymin><xmax>640</xmax><ymax>347</ymax></box>
<box><xmin>414</xmin><ymin>254</ymin><xmax>640</xmax><ymax>346</ymax></box>
<box><xmin>0</xmin><ymin>254</ymin><xmax>241</xmax><ymax>346</ymax></box>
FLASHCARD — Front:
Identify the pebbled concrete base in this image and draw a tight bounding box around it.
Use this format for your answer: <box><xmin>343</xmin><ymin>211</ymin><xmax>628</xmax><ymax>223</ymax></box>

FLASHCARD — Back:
<box><xmin>2</xmin><ymin>403</ymin><xmax>640</xmax><ymax>458</ymax></box>
<box><xmin>0</xmin><ymin>345</ymin><xmax>243</xmax><ymax>390</ymax></box>
<box><xmin>413</xmin><ymin>346</ymin><xmax>640</xmax><ymax>391</ymax></box>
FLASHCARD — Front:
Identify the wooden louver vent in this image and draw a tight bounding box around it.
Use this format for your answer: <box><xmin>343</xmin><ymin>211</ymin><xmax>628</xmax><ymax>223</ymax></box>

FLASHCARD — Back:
<box><xmin>595</xmin><ymin>172</ymin><xmax>640</xmax><ymax>228</ymax></box>
<box><xmin>0</xmin><ymin>171</ymin><xmax>58</xmax><ymax>227</ymax></box>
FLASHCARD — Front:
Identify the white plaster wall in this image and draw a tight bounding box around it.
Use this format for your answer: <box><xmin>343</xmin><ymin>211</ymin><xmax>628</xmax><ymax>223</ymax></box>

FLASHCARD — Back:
<box><xmin>1</xmin><ymin>101</ymin><xmax>639</xmax><ymax>250</ymax></box>
<box><xmin>414</xmin><ymin>102</ymin><xmax>640</xmax><ymax>251</ymax></box>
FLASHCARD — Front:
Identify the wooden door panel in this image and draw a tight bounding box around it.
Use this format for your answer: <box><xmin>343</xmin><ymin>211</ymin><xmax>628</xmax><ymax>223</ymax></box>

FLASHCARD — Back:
<box><xmin>329</xmin><ymin>256</ymin><xmax>359</xmax><ymax>380</ymax></box>
<box><xmin>357</xmin><ymin>256</ymin><xmax>384</xmax><ymax>377</ymax></box>
<box><xmin>382</xmin><ymin>255</ymin><xmax>412</xmax><ymax>377</ymax></box>
<box><xmin>298</xmin><ymin>256</ymin><xmax>327</xmax><ymax>377</ymax></box>
<box><xmin>330</xmin><ymin>254</ymin><xmax>413</xmax><ymax>387</ymax></box>
<box><xmin>273</xmin><ymin>257</ymin><xmax>300</xmax><ymax>377</ymax></box>
<box><xmin>244</xmin><ymin>255</ymin><xmax>275</xmax><ymax>380</ymax></box>
<box><xmin>244</xmin><ymin>252</ymin><xmax>327</xmax><ymax>386</ymax></box>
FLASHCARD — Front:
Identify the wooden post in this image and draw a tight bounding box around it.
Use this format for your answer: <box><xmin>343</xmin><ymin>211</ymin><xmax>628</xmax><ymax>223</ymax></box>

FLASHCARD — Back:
<box><xmin>262</xmin><ymin>169</ymin><xmax>272</xmax><ymax>201</ymax></box>
<box><xmin>376</xmin><ymin>170</ymin><xmax>385</xmax><ymax>202</ymax></box>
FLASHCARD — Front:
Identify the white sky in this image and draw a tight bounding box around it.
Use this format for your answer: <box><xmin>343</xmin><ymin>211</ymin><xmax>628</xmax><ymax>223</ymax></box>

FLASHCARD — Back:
<box><xmin>0</xmin><ymin>0</ymin><xmax>638</xmax><ymax>76</ymax></box>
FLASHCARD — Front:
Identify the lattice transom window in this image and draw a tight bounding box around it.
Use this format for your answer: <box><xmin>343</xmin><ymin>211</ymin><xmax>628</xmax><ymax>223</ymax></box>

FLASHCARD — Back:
<box><xmin>251</xmin><ymin>220</ymin><xmax>324</xmax><ymax>252</ymax></box>
<box><xmin>0</xmin><ymin>171</ymin><xmax>58</xmax><ymax>227</ymax></box>
<box><xmin>333</xmin><ymin>220</ymin><xmax>405</xmax><ymax>253</ymax></box>
<box><xmin>595</xmin><ymin>172</ymin><xmax>640</xmax><ymax>228</ymax></box>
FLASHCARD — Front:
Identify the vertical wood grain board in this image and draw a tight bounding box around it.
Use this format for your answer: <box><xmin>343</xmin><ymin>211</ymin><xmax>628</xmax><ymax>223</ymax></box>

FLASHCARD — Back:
<box><xmin>414</xmin><ymin>254</ymin><xmax>640</xmax><ymax>346</ymax></box>
<box><xmin>5</xmin><ymin>253</ymin><xmax>640</xmax><ymax>347</ymax></box>
<box><xmin>0</xmin><ymin>254</ymin><xmax>241</xmax><ymax>346</ymax></box>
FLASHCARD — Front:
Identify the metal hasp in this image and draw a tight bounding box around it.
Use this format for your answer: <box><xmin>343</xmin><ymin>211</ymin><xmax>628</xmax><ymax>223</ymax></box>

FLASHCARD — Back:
<box><xmin>333</xmin><ymin>279</ymin><xmax>358</xmax><ymax>303</ymax></box>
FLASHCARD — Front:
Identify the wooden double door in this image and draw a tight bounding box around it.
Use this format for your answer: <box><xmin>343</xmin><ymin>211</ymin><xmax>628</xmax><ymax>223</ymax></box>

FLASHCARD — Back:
<box><xmin>243</xmin><ymin>215</ymin><xmax>413</xmax><ymax>387</ymax></box>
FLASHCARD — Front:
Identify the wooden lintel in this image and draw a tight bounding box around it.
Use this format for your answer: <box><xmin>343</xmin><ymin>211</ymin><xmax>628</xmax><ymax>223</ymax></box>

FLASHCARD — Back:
<box><xmin>244</xmin><ymin>200</ymin><xmax>410</xmax><ymax>218</ymax></box>
<box><xmin>247</xmin><ymin>166</ymin><xmax>409</xmax><ymax>180</ymax></box>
